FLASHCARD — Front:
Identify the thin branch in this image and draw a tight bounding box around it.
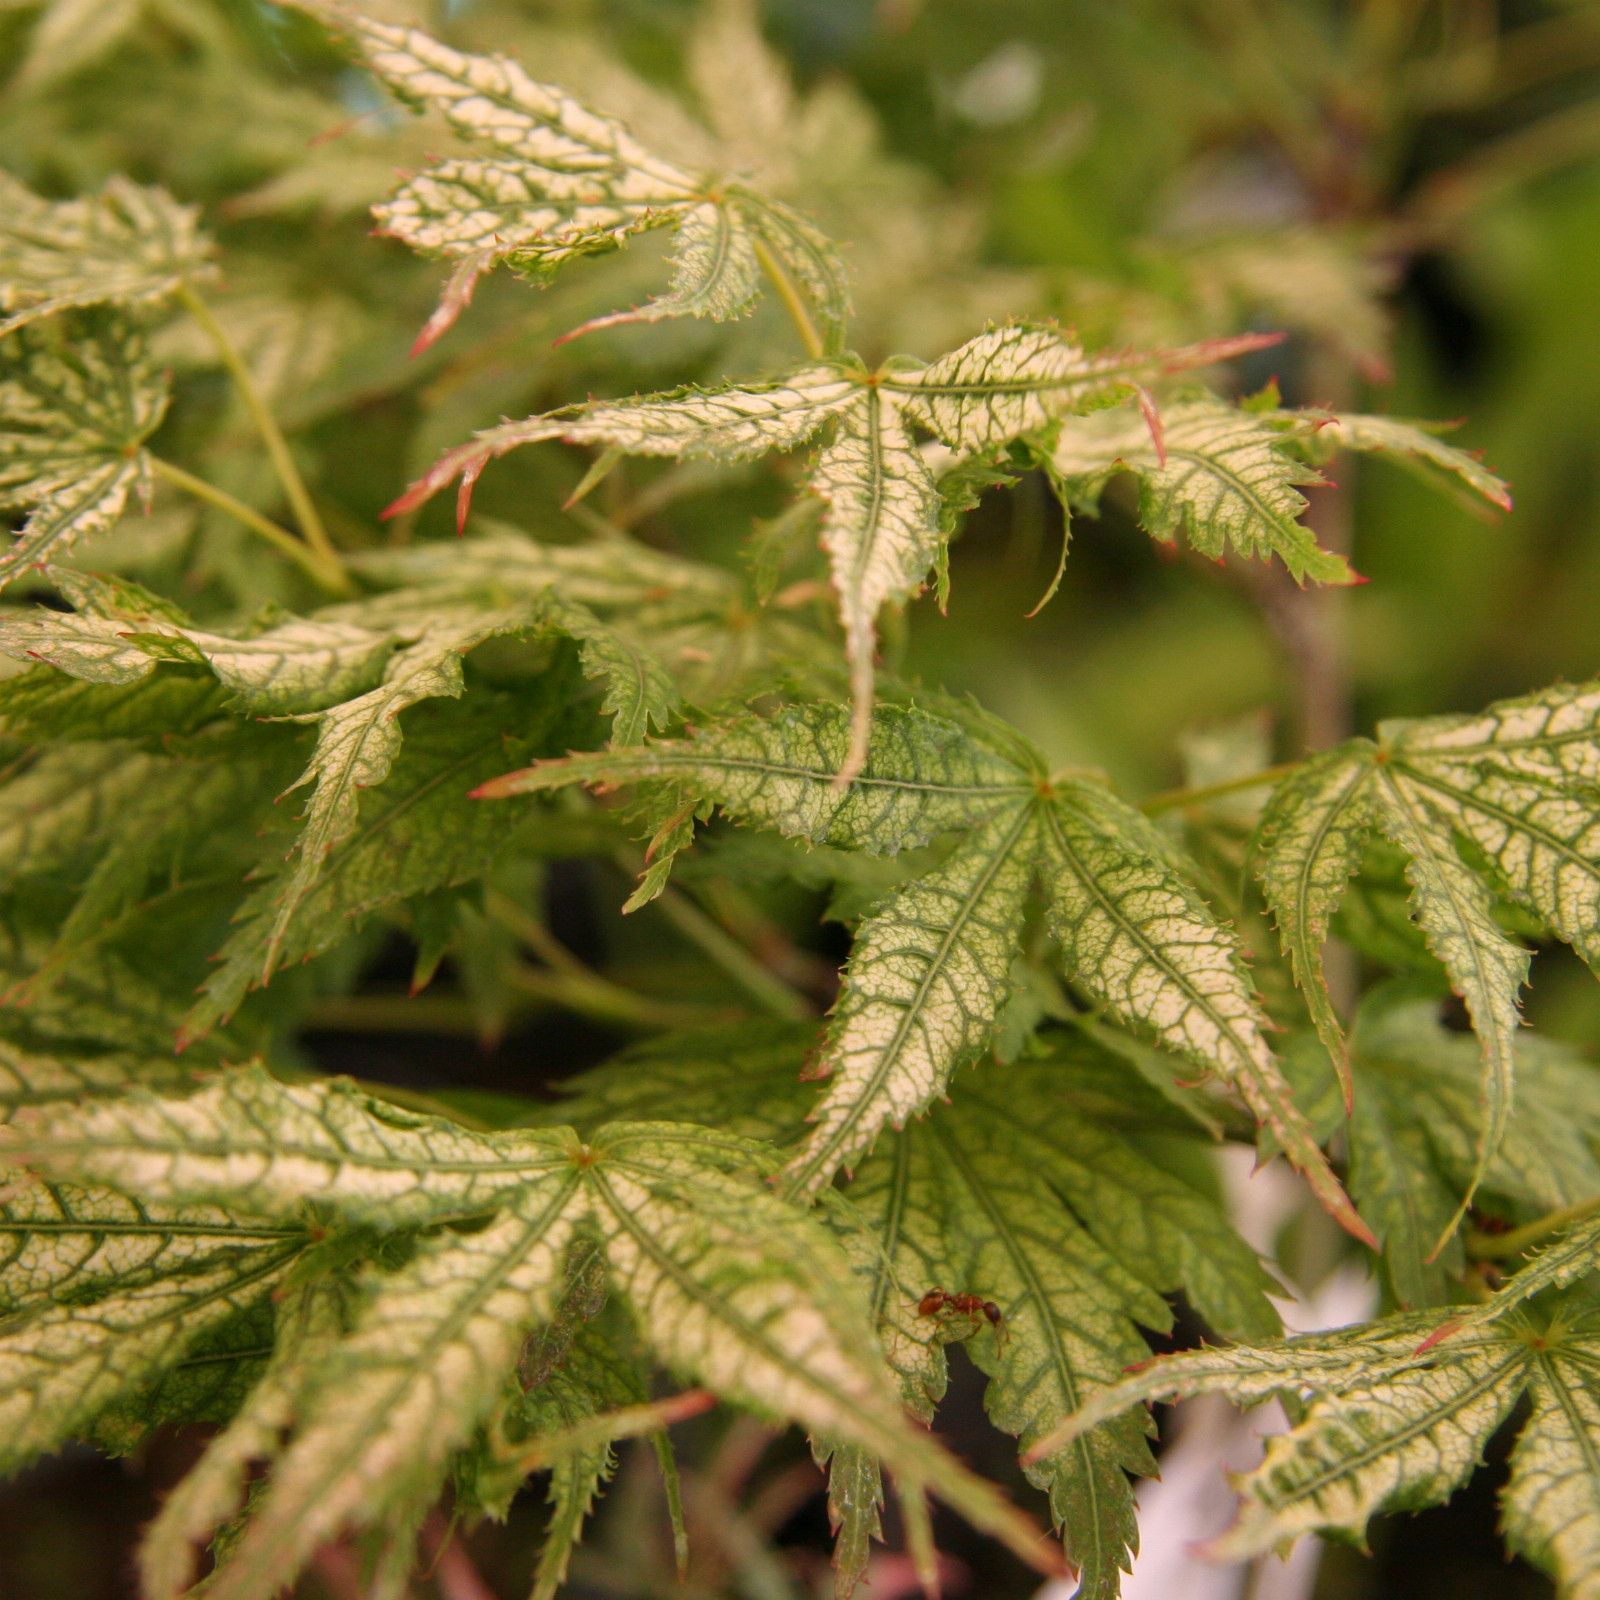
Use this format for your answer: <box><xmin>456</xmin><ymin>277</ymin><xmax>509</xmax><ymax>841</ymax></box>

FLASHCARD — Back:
<box><xmin>1138</xmin><ymin>761</ymin><xmax>1303</xmax><ymax>817</ymax></box>
<box><xmin>1466</xmin><ymin>1196</ymin><xmax>1600</xmax><ymax>1261</ymax></box>
<box><xmin>750</xmin><ymin>235</ymin><xmax>825</xmax><ymax>362</ymax></box>
<box><xmin>505</xmin><ymin>959</ymin><xmax>733</xmax><ymax>1032</ymax></box>
<box><xmin>177</xmin><ymin>282</ymin><xmax>349</xmax><ymax>584</ymax></box>
<box><xmin>149</xmin><ymin>456</ymin><xmax>351</xmax><ymax>595</ymax></box>
<box><xmin>484</xmin><ymin>890</ymin><xmax>733</xmax><ymax>1030</ymax></box>
<box><xmin>621</xmin><ymin>852</ymin><xmax>816</xmax><ymax>1021</ymax></box>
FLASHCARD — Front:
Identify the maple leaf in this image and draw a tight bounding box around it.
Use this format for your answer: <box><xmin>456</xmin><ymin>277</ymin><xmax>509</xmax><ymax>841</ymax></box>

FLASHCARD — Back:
<box><xmin>276</xmin><ymin>1</ymin><xmax>850</xmax><ymax>352</ymax></box>
<box><xmin>389</xmin><ymin>327</ymin><xmax>1285</xmax><ymax>778</ymax></box>
<box><xmin>0</xmin><ymin>172</ymin><xmax>214</xmax><ymax>337</ymax></box>
<box><xmin>0</xmin><ymin>310</ymin><xmax>170</xmax><ymax>583</ymax></box>
<box><xmin>1282</xmin><ymin>984</ymin><xmax>1600</xmax><ymax>1309</ymax></box>
<box><xmin>1255</xmin><ymin>678</ymin><xmax>1600</xmax><ymax>1245</ymax></box>
<box><xmin>8</xmin><ymin>1068</ymin><xmax>1063</xmax><ymax>1598</ymax></box>
<box><xmin>1035</xmin><ymin>1276</ymin><xmax>1600</xmax><ymax>1600</ymax></box>
<box><xmin>550</xmin><ymin>1017</ymin><xmax>1278</xmax><ymax>1595</ymax></box>
<box><xmin>483</xmin><ymin>698</ymin><xmax>1372</xmax><ymax>1243</ymax></box>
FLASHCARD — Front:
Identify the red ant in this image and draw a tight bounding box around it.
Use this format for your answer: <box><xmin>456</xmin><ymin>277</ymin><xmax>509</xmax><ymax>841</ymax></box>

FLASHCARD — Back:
<box><xmin>918</xmin><ymin>1288</ymin><xmax>1008</xmax><ymax>1350</ymax></box>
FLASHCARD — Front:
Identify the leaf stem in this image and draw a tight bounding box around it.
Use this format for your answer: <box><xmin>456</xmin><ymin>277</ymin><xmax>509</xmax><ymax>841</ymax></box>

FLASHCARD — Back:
<box><xmin>750</xmin><ymin>235</ymin><xmax>825</xmax><ymax>362</ymax></box>
<box><xmin>620</xmin><ymin>850</ymin><xmax>815</xmax><ymax>1020</ymax></box>
<box><xmin>1138</xmin><ymin>760</ymin><xmax>1303</xmax><ymax>816</ymax></box>
<box><xmin>1466</xmin><ymin>1195</ymin><xmax>1600</xmax><ymax>1261</ymax></box>
<box><xmin>177</xmin><ymin>283</ymin><xmax>349</xmax><ymax>584</ymax></box>
<box><xmin>505</xmin><ymin>959</ymin><xmax>730</xmax><ymax>1031</ymax></box>
<box><xmin>484</xmin><ymin>889</ymin><xmax>731</xmax><ymax>1030</ymax></box>
<box><xmin>148</xmin><ymin>456</ymin><xmax>351</xmax><ymax>595</ymax></box>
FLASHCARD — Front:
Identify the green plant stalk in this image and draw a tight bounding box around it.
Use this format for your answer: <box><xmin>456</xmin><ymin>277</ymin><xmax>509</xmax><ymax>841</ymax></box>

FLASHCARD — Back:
<box><xmin>178</xmin><ymin>282</ymin><xmax>349</xmax><ymax>584</ymax></box>
<box><xmin>484</xmin><ymin>889</ymin><xmax>732</xmax><ymax>1030</ymax></box>
<box><xmin>148</xmin><ymin>457</ymin><xmax>351</xmax><ymax>595</ymax></box>
<box><xmin>1137</xmin><ymin>761</ymin><xmax>1303</xmax><ymax>816</ymax></box>
<box><xmin>620</xmin><ymin>851</ymin><xmax>814</xmax><ymax>1021</ymax></box>
<box><xmin>1467</xmin><ymin>1195</ymin><xmax>1600</xmax><ymax>1261</ymax></box>
<box><xmin>749</xmin><ymin>235</ymin><xmax>825</xmax><ymax>361</ymax></box>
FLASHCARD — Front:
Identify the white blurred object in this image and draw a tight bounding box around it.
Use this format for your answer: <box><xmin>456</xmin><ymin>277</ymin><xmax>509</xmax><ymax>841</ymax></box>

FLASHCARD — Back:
<box><xmin>1034</xmin><ymin>1148</ymin><xmax>1376</xmax><ymax>1600</ymax></box>
<box><xmin>950</xmin><ymin>42</ymin><xmax>1044</xmax><ymax>126</ymax></box>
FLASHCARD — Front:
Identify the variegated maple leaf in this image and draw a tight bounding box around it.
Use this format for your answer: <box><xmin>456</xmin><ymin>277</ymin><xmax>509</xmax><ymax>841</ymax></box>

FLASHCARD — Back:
<box><xmin>481</xmin><ymin>698</ymin><xmax>1373</xmax><ymax>1244</ymax></box>
<box><xmin>0</xmin><ymin>311</ymin><xmax>170</xmax><ymax>582</ymax></box>
<box><xmin>277</xmin><ymin>0</ymin><xmax>850</xmax><ymax>352</ymax></box>
<box><xmin>1046</xmin><ymin>397</ymin><xmax>1511</xmax><ymax>584</ymax></box>
<box><xmin>551</xmin><ymin>1019</ymin><xmax>1280</xmax><ymax>1597</ymax></box>
<box><xmin>6</xmin><ymin>1067</ymin><xmax>1062</xmax><ymax>1600</ymax></box>
<box><xmin>389</xmin><ymin>325</ymin><xmax>1286</xmax><ymax>778</ymax></box>
<box><xmin>1036</xmin><ymin>1273</ymin><xmax>1600</xmax><ymax>1600</ymax></box>
<box><xmin>1255</xmin><ymin>678</ymin><xmax>1600</xmax><ymax>1247</ymax></box>
<box><xmin>0</xmin><ymin>172</ymin><xmax>214</xmax><ymax>337</ymax></box>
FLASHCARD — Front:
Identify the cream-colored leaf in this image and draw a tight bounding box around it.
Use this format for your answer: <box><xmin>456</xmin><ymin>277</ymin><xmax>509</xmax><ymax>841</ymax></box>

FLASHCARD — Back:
<box><xmin>0</xmin><ymin>174</ymin><xmax>213</xmax><ymax>334</ymax></box>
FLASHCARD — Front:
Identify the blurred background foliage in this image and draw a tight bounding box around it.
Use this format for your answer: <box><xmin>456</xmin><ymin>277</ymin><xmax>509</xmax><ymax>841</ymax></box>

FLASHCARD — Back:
<box><xmin>2</xmin><ymin>0</ymin><xmax>1599</xmax><ymax>1595</ymax></box>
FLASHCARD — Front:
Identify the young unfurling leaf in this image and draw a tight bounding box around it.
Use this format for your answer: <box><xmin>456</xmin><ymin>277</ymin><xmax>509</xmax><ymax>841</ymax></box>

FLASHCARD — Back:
<box><xmin>0</xmin><ymin>311</ymin><xmax>170</xmax><ymax>583</ymax></box>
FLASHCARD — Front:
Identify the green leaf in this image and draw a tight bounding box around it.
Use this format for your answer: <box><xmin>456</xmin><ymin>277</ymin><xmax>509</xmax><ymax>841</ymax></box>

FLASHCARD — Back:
<box><xmin>0</xmin><ymin>173</ymin><xmax>214</xmax><ymax>336</ymax></box>
<box><xmin>486</xmin><ymin>700</ymin><xmax>1031</xmax><ymax>855</ymax></box>
<box><xmin>815</xmin><ymin>1439</ymin><xmax>883</xmax><ymax>1599</ymax></box>
<box><xmin>1290</xmin><ymin>411</ymin><xmax>1512</xmax><ymax>512</ymax></box>
<box><xmin>1251</xmin><ymin>686</ymin><xmax>1600</xmax><ymax>1242</ymax></box>
<box><xmin>580</xmin><ymin>1019</ymin><xmax>1273</xmax><ymax>1587</ymax></box>
<box><xmin>1372</xmin><ymin>758</ymin><xmax>1529</xmax><ymax>1247</ymax></box>
<box><xmin>125</xmin><ymin>618</ymin><xmax>398</xmax><ymax>716</ymax></box>
<box><xmin>0</xmin><ymin>309</ymin><xmax>170</xmax><ymax>582</ymax></box>
<box><xmin>534</xmin><ymin>591</ymin><xmax>680</xmax><ymax>746</ymax></box>
<box><xmin>8</xmin><ymin>0</ymin><xmax>145</xmax><ymax>95</ymax></box>
<box><xmin>518</xmin><ymin>1327</ymin><xmax>645</xmax><ymax>1600</ymax></box>
<box><xmin>1255</xmin><ymin>744</ymin><xmax>1379</xmax><ymax>1101</ymax></box>
<box><xmin>19</xmin><ymin>731</ymin><xmax>299</xmax><ymax>1009</ymax></box>
<box><xmin>286</xmin><ymin>4</ymin><xmax>850</xmax><ymax>350</ymax></box>
<box><xmin>0</xmin><ymin>1174</ymin><xmax>302</xmax><ymax>1473</ymax></box>
<box><xmin>0</xmin><ymin>744</ymin><xmax>167</xmax><ymax>886</ymax></box>
<box><xmin>183</xmin><ymin>678</ymin><xmax>583</xmax><ymax>1040</ymax></box>
<box><xmin>0</xmin><ymin>910</ymin><xmax>250</xmax><ymax>1066</ymax></box>
<box><xmin>257</xmin><ymin>608</ymin><xmax>540</xmax><ymax>981</ymax></box>
<box><xmin>349</xmin><ymin>522</ymin><xmax>826</xmax><ymax>708</ymax></box>
<box><xmin>549</xmin><ymin>1019</ymin><xmax>820</xmax><ymax>1144</ymax></box>
<box><xmin>1294</xmin><ymin>990</ymin><xmax>1600</xmax><ymax>1309</ymax></box>
<box><xmin>1046</xmin><ymin>399</ymin><xmax>1352</xmax><ymax>585</ymax></box>
<box><xmin>0</xmin><ymin>664</ymin><xmax>232</xmax><ymax>744</ymax></box>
